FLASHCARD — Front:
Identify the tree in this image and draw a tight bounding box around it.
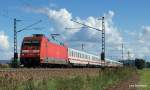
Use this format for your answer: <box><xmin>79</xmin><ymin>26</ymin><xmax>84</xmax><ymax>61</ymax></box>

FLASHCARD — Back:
<box><xmin>146</xmin><ymin>62</ymin><xmax>150</xmax><ymax>68</ymax></box>
<box><xmin>135</xmin><ymin>58</ymin><xmax>145</xmax><ymax>69</ymax></box>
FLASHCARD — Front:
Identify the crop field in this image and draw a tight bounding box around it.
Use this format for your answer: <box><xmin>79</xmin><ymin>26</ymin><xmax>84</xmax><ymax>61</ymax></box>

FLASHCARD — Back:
<box><xmin>0</xmin><ymin>68</ymin><xmax>136</xmax><ymax>90</ymax></box>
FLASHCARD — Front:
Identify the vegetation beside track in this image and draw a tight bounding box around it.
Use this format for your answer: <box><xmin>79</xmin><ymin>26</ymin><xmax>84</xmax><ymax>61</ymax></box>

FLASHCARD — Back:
<box><xmin>138</xmin><ymin>69</ymin><xmax>150</xmax><ymax>90</ymax></box>
<box><xmin>0</xmin><ymin>67</ymin><xmax>136</xmax><ymax>90</ymax></box>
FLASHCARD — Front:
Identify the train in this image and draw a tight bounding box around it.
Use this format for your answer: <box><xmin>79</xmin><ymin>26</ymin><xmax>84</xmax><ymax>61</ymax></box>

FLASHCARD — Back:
<box><xmin>20</xmin><ymin>34</ymin><xmax>123</xmax><ymax>67</ymax></box>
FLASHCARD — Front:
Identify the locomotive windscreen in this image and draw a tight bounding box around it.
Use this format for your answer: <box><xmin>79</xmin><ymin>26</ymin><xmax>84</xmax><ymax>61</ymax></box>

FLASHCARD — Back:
<box><xmin>23</xmin><ymin>40</ymin><xmax>40</xmax><ymax>46</ymax></box>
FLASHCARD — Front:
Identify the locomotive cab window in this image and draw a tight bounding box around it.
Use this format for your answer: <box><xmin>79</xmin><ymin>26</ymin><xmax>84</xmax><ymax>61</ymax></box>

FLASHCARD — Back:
<box><xmin>23</xmin><ymin>40</ymin><xmax>40</xmax><ymax>46</ymax></box>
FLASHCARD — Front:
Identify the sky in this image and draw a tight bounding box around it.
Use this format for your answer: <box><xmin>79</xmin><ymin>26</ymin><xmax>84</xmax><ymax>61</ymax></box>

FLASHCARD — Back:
<box><xmin>0</xmin><ymin>0</ymin><xmax>150</xmax><ymax>61</ymax></box>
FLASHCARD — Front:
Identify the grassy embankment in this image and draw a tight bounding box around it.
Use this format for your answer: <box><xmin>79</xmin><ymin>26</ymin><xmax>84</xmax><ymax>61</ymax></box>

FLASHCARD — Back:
<box><xmin>0</xmin><ymin>67</ymin><xmax>136</xmax><ymax>90</ymax></box>
<box><xmin>138</xmin><ymin>69</ymin><xmax>150</xmax><ymax>90</ymax></box>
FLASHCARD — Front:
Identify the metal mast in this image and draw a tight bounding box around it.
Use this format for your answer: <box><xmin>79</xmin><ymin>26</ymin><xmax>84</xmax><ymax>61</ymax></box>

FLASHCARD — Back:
<box><xmin>122</xmin><ymin>43</ymin><xmax>124</xmax><ymax>60</ymax></box>
<box><xmin>13</xmin><ymin>18</ymin><xmax>20</xmax><ymax>67</ymax></box>
<box><xmin>14</xmin><ymin>18</ymin><xmax>17</xmax><ymax>59</ymax></box>
<box><xmin>128</xmin><ymin>51</ymin><xmax>130</xmax><ymax>60</ymax></box>
<box><xmin>101</xmin><ymin>17</ymin><xmax>105</xmax><ymax>61</ymax></box>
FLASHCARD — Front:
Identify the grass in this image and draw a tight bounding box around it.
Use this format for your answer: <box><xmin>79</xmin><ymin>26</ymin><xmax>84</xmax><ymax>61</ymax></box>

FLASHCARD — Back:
<box><xmin>0</xmin><ymin>67</ymin><xmax>136</xmax><ymax>90</ymax></box>
<box><xmin>138</xmin><ymin>68</ymin><xmax>150</xmax><ymax>90</ymax></box>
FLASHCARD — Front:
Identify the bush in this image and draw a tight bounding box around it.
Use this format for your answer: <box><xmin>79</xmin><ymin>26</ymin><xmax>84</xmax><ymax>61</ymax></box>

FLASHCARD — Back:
<box><xmin>135</xmin><ymin>58</ymin><xmax>145</xmax><ymax>69</ymax></box>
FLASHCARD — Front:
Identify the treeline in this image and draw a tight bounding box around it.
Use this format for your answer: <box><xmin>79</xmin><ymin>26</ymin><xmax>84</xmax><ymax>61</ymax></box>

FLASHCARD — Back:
<box><xmin>145</xmin><ymin>62</ymin><xmax>150</xmax><ymax>68</ymax></box>
<box><xmin>135</xmin><ymin>58</ymin><xmax>150</xmax><ymax>69</ymax></box>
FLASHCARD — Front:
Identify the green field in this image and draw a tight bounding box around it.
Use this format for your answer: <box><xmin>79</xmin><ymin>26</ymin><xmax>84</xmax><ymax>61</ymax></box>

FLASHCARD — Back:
<box><xmin>138</xmin><ymin>69</ymin><xmax>150</xmax><ymax>90</ymax></box>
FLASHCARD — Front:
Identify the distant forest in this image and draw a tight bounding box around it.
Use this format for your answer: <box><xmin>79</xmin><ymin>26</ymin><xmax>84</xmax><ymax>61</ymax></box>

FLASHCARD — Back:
<box><xmin>0</xmin><ymin>60</ymin><xmax>10</xmax><ymax>64</ymax></box>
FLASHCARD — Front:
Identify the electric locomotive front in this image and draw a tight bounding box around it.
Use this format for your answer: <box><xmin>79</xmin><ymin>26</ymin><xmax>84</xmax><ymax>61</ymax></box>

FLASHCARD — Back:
<box><xmin>20</xmin><ymin>34</ymin><xmax>43</xmax><ymax>67</ymax></box>
<box><xmin>20</xmin><ymin>34</ymin><xmax>68</xmax><ymax>67</ymax></box>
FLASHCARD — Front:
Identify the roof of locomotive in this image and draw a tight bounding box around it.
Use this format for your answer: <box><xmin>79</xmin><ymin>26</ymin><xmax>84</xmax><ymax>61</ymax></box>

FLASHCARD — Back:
<box><xmin>23</xmin><ymin>34</ymin><xmax>44</xmax><ymax>40</ymax></box>
<box><xmin>23</xmin><ymin>34</ymin><xmax>65</xmax><ymax>46</ymax></box>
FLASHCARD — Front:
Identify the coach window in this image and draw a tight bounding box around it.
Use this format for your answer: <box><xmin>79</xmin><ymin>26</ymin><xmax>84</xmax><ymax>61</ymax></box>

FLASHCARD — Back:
<box><xmin>74</xmin><ymin>52</ymin><xmax>75</xmax><ymax>57</ymax></box>
<box><xmin>76</xmin><ymin>52</ymin><xmax>77</xmax><ymax>57</ymax></box>
<box><xmin>79</xmin><ymin>53</ymin><xmax>80</xmax><ymax>58</ymax></box>
<box><xmin>72</xmin><ymin>51</ymin><xmax>74</xmax><ymax>57</ymax></box>
<box><xmin>72</xmin><ymin>51</ymin><xmax>73</xmax><ymax>57</ymax></box>
<box><xmin>76</xmin><ymin>52</ymin><xmax>77</xmax><ymax>58</ymax></box>
<box><xmin>75</xmin><ymin>52</ymin><xmax>76</xmax><ymax>57</ymax></box>
<box><xmin>69</xmin><ymin>50</ymin><xmax>71</xmax><ymax>56</ymax></box>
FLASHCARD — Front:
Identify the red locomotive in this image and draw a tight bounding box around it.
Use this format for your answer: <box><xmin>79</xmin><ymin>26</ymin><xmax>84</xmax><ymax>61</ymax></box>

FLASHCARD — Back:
<box><xmin>20</xmin><ymin>34</ymin><xmax>68</xmax><ymax>67</ymax></box>
<box><xmin>20</xmin><ymin>34</ymin><xmax>123</xmax><ymax>67</ymax></box>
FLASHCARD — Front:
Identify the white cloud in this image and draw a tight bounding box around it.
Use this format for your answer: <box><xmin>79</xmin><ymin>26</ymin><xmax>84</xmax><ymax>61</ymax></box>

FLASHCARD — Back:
<box><xmin>0</xmin><ymin>31</ymin><xmax>12</xmax><ymax>60</ymax></box>
<box><xmin>0</xmin><ymin>31</ymin><xmax>9</xmax><ymax>50</ymax></box>
<box><xmin>138</xmin><ymin>26</ymin><xmax>150</xmax><ymax>44</ymax></box>
<box><xmin>131</xmin><ymin>26</ymin><xmax>150</xmax><ymax>59</ymax></box>
<box><xmin>25</xmin><ymin>7</ymin><xmax>81</xmax><ymax>38</ymax></box>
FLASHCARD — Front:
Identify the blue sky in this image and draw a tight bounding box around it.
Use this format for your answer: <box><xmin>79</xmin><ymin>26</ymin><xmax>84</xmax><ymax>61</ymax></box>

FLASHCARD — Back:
<box><xmin>0</xmin><ymin>0</ymin><xmax>150</xmax><ymax>61</ymax></box>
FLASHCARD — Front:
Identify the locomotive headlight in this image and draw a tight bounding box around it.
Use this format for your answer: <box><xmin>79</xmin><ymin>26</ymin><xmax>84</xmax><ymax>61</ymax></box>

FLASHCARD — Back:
<box><xmin>22</xmin><ymin>50</ymin><xmax>29</xmax><ymax>53</ymax></box>
<box><xmin>33</xmin><ymin>50</ymin><xmax>40</xmax><ymax>53</ymax></box>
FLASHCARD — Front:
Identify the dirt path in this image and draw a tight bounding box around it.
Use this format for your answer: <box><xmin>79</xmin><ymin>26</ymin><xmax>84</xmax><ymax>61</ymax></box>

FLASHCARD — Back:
<box><xmin>106</xmin><ymin>72</ymin><xmax>139</xmax><ymax>90</ymax></box>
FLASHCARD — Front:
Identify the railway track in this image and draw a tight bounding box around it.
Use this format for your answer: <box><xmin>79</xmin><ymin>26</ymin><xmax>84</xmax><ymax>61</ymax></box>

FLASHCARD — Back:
<box><xmin>0</xmin><ymin>68</ymin><xmax>102</xmax><ymax>72</ymax></box>
<box><xmin>0</xmin><ymin>68</ymin><xmax>72</xmax><ymax>72</ymax></box>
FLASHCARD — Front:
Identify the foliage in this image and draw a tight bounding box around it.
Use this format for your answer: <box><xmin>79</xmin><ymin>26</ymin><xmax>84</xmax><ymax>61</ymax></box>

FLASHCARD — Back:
<box><xmin>135</xmin><ymin>58</ymin><xmax>145</xmax><ymax>69</ymax></box>
<box><xmin>138</xmin><ymin>69</ymin><xmax>150</xmax><ymax>90</ymax></box>
<box><xmin>0</xmin><ymin>67</ymin><xmax>136</xmax><ymax>90</ymax></box>
<box><xmin>145</xmin><ymin>62</ymin><xmax>150</xmax><ymax>68</ymax></box>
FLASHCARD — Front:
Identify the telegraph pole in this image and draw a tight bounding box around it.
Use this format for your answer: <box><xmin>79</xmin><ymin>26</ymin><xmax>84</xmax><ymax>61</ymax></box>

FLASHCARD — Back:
<box><xmin>81</xmin><ymin>44</ymin><xmax>85</xmax><ymax>51</ymax></box>
<box><xmin>14</xmin><ymin>18</ymin><xmax>17</xmax><ymax>59</ymax></box>
<box><xmin>127</xmin><ymin>51</ymin><xmax>130</xmax><ymax>60</ymax></box>
<box><xmin>101</xmin><ymin>17</ymin><xmax>105</xmax><ymax>61</ymax></box>
<box><xmin>122</xmin><ymin>43</ymin><xmax>124</xmax><ymax>60</ymax></box>
<box><xmin>13</xmin><ymin>18</ymin><xmax>20</xmax><ymax>68</ymax></box>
